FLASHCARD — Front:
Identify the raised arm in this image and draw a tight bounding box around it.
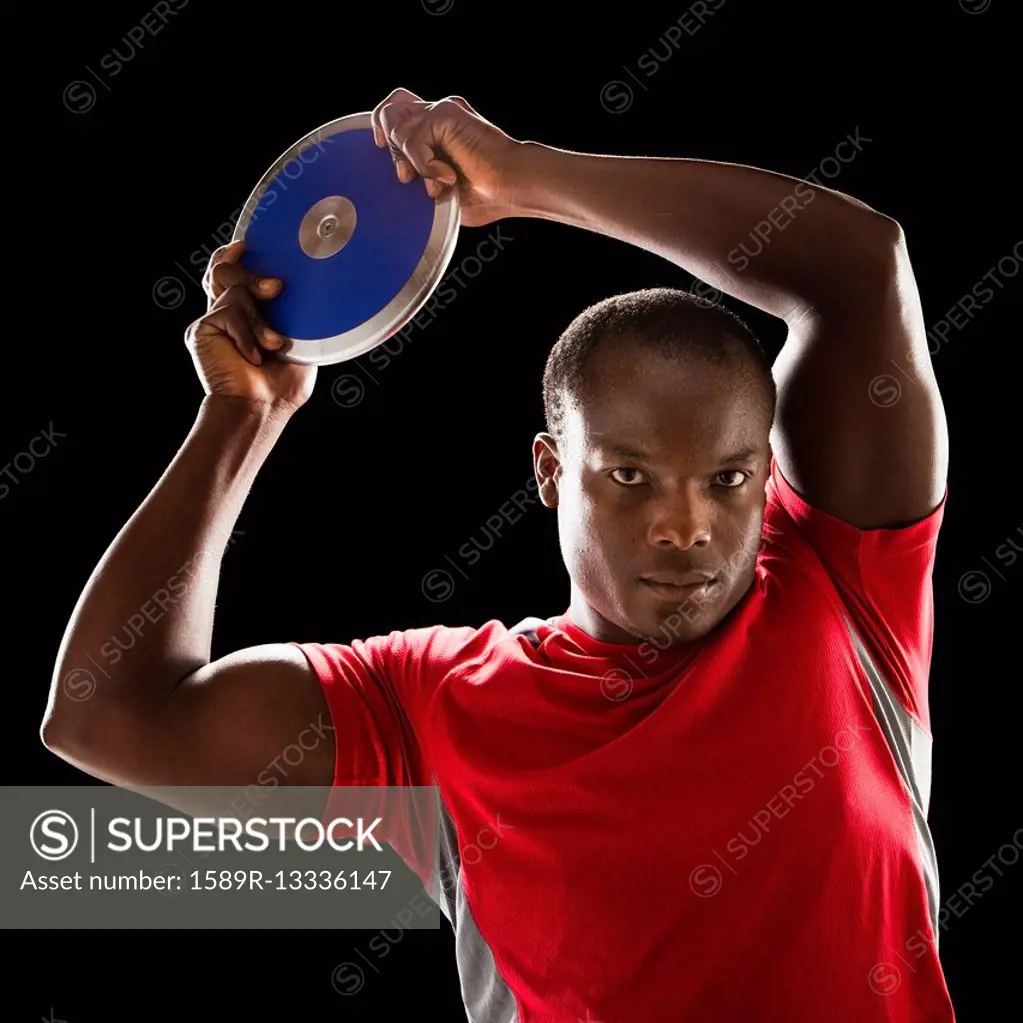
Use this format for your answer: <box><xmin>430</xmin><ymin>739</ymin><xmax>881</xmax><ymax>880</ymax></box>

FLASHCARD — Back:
<box><xmin>41</xmin><ymin>244</ymin><xmax>332</xmax><ymax>807</ymax></box>
<box><xmin>371</xmin><ymin>89</ymin><xmax>948</xmax><ymax>528</ymax></box>
<box><xmin>508</xmin><ymin>146</ymin><xmax>947</xmax><ymax>528</ymax></box>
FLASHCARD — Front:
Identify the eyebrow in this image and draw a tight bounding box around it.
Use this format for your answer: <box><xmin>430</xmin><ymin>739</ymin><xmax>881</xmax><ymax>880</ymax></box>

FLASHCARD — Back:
<box><xmin>602</xmin><ymin>442</ymin><xmax>654</xmax><ymax>462</ymax></box>
<box><xmin>717</xmin><ymin>446</ymin><xmax>761</xmax><ymax>464</ymax></box>
<box><xmin>598</xmin><ymin>442</ymin><xmax>761</xmax><ymax>465</ymax></box>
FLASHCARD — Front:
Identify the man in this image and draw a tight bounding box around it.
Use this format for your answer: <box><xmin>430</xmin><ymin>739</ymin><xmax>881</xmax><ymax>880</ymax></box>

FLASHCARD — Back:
<box><xmin>43</xmin><ymin>88</ymin><xmax>952</xmax><ymax>1021</ymax></box>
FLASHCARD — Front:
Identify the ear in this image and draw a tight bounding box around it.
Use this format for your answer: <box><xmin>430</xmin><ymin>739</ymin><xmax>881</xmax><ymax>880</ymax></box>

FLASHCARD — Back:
<box><xmin>533</xmin><ymin>433</ymin><xmax>560</xmax><ymax>509</ymax></box>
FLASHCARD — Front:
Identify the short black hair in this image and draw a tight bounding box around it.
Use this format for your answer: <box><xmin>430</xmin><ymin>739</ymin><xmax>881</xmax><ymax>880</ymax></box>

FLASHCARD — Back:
<box><xmin>542</xmin><ymin>287</ymin><xmax>776</xmax><ymax>438</ymax></box>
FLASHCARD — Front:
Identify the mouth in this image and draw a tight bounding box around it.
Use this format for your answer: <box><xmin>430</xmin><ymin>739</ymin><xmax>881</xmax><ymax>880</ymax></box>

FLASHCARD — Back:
<box><xmin>639</xmin><ymin>574</ymin><xmax>718</xmax><ymax>600</ymax></box>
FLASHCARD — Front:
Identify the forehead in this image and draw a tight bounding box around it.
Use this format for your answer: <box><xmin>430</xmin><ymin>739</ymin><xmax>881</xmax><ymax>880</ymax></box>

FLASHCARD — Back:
<box><xmin>568</xmin><ymin>344</ymin><xmax>769</xmax><ymax>458</ymax></box>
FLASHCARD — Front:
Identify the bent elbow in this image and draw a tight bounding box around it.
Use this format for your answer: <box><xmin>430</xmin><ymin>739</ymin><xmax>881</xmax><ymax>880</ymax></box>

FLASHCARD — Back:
<box><xmin>40</xmin><ymin>692</ymin><xmax>104</xmax><ymax>763</ymax></box>
<box><xmin>878</xmin><ymin>213</ymin><xmax>906</xmax><ymax>258</ymax></box>
<box><xmin>853</xmin><ymin>213</ymin><xmax>907</xmax><ymax>303</ymax></box>
<box><xmin>39</xmin><ymin>710</ymin><xmax>78</xmax><ymax>759</ymax></box>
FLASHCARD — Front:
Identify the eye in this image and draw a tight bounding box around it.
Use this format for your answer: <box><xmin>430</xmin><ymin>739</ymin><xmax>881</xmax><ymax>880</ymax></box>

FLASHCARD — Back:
<box><xmin>609</xmin><ymin>467</ymin><xmax>647</xmax><ymax>486</ymax></box>
<box><xmin>715</xmin><ymin>469</ymin><xmax>750</xmax><ymax>488</ymax></box>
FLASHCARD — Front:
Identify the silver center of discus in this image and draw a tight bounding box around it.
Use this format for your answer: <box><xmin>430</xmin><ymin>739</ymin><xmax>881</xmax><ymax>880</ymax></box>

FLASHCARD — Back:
<box><xmin>299</xmin><ymin>196</ymin><xmax>357</xmax><ymax>259</ymax></box>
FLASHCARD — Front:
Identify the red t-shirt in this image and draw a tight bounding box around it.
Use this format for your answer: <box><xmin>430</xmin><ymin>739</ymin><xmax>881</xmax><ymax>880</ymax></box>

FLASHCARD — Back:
<box><xmin>294</xmin><ymin>457</ymin><xmax>954</xmax><ymax>1022</ymax></box>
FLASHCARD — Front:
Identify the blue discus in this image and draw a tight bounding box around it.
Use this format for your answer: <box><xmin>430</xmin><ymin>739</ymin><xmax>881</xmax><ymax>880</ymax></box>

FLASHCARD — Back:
<box><xmin>231</xmin><ymin>112</ymin><xmax>460</xmax><ymax>366</ymax></box>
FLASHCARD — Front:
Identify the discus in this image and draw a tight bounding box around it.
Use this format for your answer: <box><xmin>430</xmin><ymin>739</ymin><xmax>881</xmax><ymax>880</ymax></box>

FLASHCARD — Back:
<box><xmin>231</xmin><ymin>112</ymin><xmax>461</xmax><ymax>366</ymax></box>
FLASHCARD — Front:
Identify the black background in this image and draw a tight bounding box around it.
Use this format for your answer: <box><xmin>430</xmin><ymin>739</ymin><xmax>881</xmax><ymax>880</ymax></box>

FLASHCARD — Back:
<box><xmin>13</xmin><ymin>0</ymin><xmax>1019</xmax><ymax>1019</ymax></box>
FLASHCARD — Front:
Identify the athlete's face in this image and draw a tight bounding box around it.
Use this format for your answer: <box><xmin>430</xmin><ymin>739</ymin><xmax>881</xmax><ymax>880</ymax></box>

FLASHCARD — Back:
<box><xmin>536</xmin><ymin>343</ymin><xmax>772</xmax><ymax>646</ymax></box>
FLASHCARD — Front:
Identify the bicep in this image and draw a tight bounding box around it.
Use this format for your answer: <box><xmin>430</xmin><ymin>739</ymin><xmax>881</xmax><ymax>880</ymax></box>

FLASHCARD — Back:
<box><xmin>771</xmin><ymin>226</ymin><xmax>949</xmax><ymax>529</ymax></box>
<box><xmin>74</xmin><ymin>644</ymin><xmax>334</xmax><ymax>801</ymax></box>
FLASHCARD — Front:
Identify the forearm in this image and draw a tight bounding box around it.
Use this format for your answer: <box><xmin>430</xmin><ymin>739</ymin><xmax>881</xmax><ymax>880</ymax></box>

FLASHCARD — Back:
<box><xmin>510</xmin><ymin>142</ymin><xmax>898</xmax><ymax>322</ymax></box>
<box><xmin>46</xmin><ymin>395</ymin><xmax>292</xmax><ymax>736</ymax></box>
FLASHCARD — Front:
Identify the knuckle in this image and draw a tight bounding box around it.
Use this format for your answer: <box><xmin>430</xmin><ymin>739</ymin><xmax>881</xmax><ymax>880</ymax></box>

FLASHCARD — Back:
<box><xmin>208</xmin><ymin>243</ymin><xmax>235</xmax><ymax>267</ymax></box>
<box><xmin>381</xmin><ymin>101</ymin><xmax>422</xmax><ymax>135</ymax></box>
<box><xmin>391</xmin><ymin>119</ymin><xmax>425</xmax><ymax>158</ymax></box>
<box><xmin>209</xmin><ymin>286</ymin><xmax>250</xmax><ymax>321</ymax></box>
<box><xmin>189</xmin><ymin>311</ymin><xmax>221</xmax><ymax>343</ymax></box>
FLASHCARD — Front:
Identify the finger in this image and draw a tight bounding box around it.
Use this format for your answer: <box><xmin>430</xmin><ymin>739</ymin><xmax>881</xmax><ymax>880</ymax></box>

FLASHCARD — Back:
<box><xmin>201</xmin><ymin>309</ymin><xmax>262</xmax><ymax>366</ymax></box>
<box><xmin>236</xmin><ymin>281</ymin><xmax>287</xmax><ymax>351</ymax></box>
<box><xmin>389</xmin><ymin>113</ymin><xmax>457</xmax><ymax>187</ymax></box>
<box><xmin>424</xmin><ymin>158</ymin><xmax>457</xmax><ymax>190</ymax></box>
<box><xmin>396</xmin><ymin>138</ymin><xmax>429</xmax><ymax>182</ymax></box>
<box><xmin>229</xmin><ymin>285</ymin><xmax>278</xmax><ymax>352</ymax></box>
<box><xmin>422</xmin><ymin>160</ymin><xmax>457</xmax><ymax>198</ymax></box>
<box><xmin>386</xmin><ymin>136</ymin><xmax>416</xmax><ymax>181</ymax></box>
<box><xmin>245</xmin><ymin>301</ymin><xmax>286</xmax><ymax>351</ymax></box>
<box><xmin>202</xmin><ymin>240</ymin><xmax>246</xmax><ymax>298</ymax></box>
<box><xmin>372</xmin><ymin>86</ymin><xmax>423</xmax><ymax>148</ymax></box>
<box><xmin>256</xmin><ymin>276</ymin><xmax>284</xmax><ymax>299</ymax></box>
<box><xmin>258</xmin><ymin>322</ymin><xmax>287</xmax><ymax>351</ymax></box>
<box><xmin>384</xmin><ymin>134</ymin><xmax>415</xmax><ymax>182</ymax></box>
<box><xmin>210</xmin><ymin>261</ymin><xmax>282</xmax><ymax>304</ymax></box>
<box><xmin>208</xmin><ymin>285</ymin><xmax>264</xmax><ymax>366</ymax></box>
<box><xmin>211</xmin><ymin>239</ymin><xmax>246</xmax><ymax>266</ymax></box>
<box><xmin>398</xmin><ymin>128</ymin><xmax>452</xmax><ymax>182</ymax></box>
<box><xmin>394</xmin><ymin>155</ymin><xmax>415</xmax><ymax>183</ymax></box>
<box><xmin>210</xmin><ymin>260</ymin><xmax>256</xmax><ymax>302</ymax></box>
<box><xmin>379</xmin><ymin>102</ymin><xmax>420</xmax><ymax>175</ymax></box>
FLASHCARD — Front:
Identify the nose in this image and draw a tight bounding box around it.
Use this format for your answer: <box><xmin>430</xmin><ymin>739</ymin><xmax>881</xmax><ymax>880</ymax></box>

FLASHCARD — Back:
<box><xmin>646</xmin><ymin>489</ymin><xmax>713</xmax><ymax>550</ymax></box>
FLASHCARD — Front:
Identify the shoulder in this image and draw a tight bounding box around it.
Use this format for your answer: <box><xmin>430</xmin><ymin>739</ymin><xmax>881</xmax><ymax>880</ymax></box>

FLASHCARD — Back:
<box><xmin>755</xmin><ymin>453</ymin><xmax>946</xmax><ymax>628</ymax></box>
<box><xmin>379</xmin><ymin>619</ymin><xmax>513</xmax><ymax>669</ymax></box>
<box><xmin>761</xmin><ymin>453</ymin><xmax>946</xmax><ymax>573</ymax></box>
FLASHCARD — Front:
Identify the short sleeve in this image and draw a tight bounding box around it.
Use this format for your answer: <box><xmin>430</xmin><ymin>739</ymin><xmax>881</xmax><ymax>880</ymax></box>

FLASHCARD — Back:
<box><xmin>767</xmin><ymin>457</ymin><xmax>947</xmax><ymax>732</ymax></box>
<box><xmin>291</xmin><ymin>625</ymin><xmax>482</xmax><ymax>888</ymax></box>
<box><xmin>290</xmin><ymin>624</ymin><xmax>479</xmax><ymax>787</ymax></box>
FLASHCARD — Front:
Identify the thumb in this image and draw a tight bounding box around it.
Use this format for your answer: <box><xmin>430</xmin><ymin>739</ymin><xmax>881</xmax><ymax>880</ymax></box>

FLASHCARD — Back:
<box><xmin>428</xmin><ymin>159</ymin><xmax>457</xmax><ymax>185</ymax></box>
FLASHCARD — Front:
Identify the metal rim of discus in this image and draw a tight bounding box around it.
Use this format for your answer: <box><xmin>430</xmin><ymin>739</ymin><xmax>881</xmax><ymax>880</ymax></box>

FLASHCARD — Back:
<box><xmin>231</xmin><ymin>111</ymin><xmax>461</xmax><ymax>366</ymax></box>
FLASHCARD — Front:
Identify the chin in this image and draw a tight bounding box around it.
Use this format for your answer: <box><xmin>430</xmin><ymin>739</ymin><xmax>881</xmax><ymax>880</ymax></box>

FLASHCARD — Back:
<box><xmin>633</xmin><ymin>579</ymin><xmax>728</xmax><ymax>643</ymax></box>
<box><xmin>649</xmin><ymin>614</ymin><xmax>717</xmax><ymax>645</ymax></box>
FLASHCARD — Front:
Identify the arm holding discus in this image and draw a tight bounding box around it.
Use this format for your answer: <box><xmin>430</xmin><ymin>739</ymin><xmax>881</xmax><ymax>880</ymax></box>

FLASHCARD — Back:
<box><xmin>374</xmin><ymin>88</ymin><xmax>947</xmax><ymax>529</ymax></box>
<box><xmin>42</xmin><ymin>243</ymin><xmax>335</xmax><ymax>804</ymax></box>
